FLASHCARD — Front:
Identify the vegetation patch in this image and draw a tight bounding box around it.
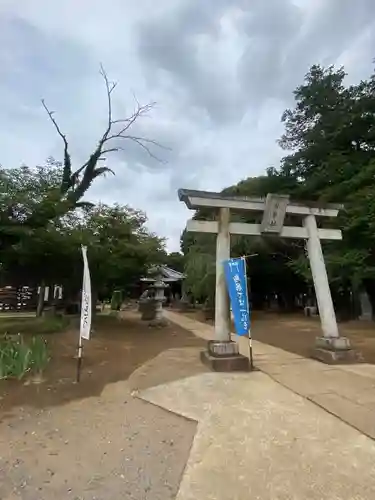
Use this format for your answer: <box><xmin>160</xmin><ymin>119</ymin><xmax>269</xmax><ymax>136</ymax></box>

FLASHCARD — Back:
<box><xmin>0</xmin><ymin>315</ymin><xmax>70</xmax><ymax>336</ymax></box>
<box><xmin>0</xmin><ymin>334</ymin><xmax>49</xmax><ymax>380</ymax></box>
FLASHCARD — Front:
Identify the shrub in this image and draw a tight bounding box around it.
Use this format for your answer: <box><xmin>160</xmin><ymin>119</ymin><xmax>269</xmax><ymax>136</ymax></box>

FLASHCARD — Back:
<box><xmin>0</xmin><ymin>334</ymin><xmax>49</xmax><ymax>380</ymax></box>
<box><xmin>110</xmin><ymin>290</ymin><xmax>123</xmax><ymax>311</ymax></box>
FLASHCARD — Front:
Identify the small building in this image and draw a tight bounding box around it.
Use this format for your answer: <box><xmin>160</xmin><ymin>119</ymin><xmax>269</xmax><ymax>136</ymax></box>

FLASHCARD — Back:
<box><xmin>140</xmin><ymin>265</ymin><xmax>185</xmax><ymax>302</ymax></box>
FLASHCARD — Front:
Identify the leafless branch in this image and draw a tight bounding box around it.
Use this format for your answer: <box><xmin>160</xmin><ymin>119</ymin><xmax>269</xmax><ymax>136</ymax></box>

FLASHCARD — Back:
<box><xmin>123</xmin><ymin>137</ymin><xmax>168</xmax><ymax>163</ymax></box>
<box><xmin>107</xmin><ymin>102</ymin><xmax>156</xmax><ymax>139</ymax></box>
<box><xmin>99</xmin><ymin>63</ymin><xmax>117</xmax><ymax>141</ymax></box>
<box><xmin>96</xmin><ymin>66</ymin><xmax>166</xmax><ymax>161</ymax></box>
<box><xmin>41</xmin><ymin>99</ymin><xmax>72</xmax><ymax>191</ymax></box>
<box><xmin>100</xmin><ymin>148</ymin><xmax>121</xmax><ymax>155</ymax></box>
<box><xmin>43</xmin><ymin>64</ymin><xmax>169</xmax><ymax>206</ymax></box>
<box><xmin>41</xmin><ymin>99</ymin><xmax>68</xmax><ymax>148</ymax></box>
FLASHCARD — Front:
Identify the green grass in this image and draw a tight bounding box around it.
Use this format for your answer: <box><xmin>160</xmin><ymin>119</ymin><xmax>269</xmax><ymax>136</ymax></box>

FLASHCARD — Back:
<box><xmin>0</xmin><ymin>334</ymin><xmax>50</xmax><ymax>380</ymax></box>
<box><xmin>0</xmin><ymin>315</ymin><xmax>67</xmax><ymax>379</ymax></box>
<box><xmin>0</xmin><ymin>315</ymin><xmax>70</xmax><ymax>336</ymax></box>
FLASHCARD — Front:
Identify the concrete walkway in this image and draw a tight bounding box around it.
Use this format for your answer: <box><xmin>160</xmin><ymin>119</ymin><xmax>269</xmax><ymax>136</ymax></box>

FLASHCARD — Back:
<box><xmin>137</xmin><ymin>310</ymin><xmax>375</xmax><ymax>500</ymax></box>
<box><xmin>164</xmin><ymin>310</ymin><xmax>375</xmax><ymax>440</ymax></box>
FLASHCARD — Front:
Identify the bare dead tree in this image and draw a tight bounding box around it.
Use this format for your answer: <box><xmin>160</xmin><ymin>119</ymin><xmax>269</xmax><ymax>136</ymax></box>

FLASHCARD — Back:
<box><xmin>41</xmin><ymin>64</ymin><xmax>167</xmax><ymax>206</ymax></box>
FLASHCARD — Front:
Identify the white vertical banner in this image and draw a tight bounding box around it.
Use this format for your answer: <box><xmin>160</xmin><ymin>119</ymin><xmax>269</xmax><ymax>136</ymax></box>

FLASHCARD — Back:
<box><xmin>80</xmin><ymin>245</ymin><xmax>92</xmax><ymax>340</ymax></box>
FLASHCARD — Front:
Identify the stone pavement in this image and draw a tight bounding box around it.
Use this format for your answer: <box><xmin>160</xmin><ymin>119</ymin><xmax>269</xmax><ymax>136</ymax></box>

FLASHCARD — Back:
<box><xmin>164</xmin><ymin>310</ymin><xmax>375</xmax><ymax>440</ymax></box>
<box><xmin>136</xmin><ymin>310</ymin><xmax>375</xmax><ymax>500</ymax></box>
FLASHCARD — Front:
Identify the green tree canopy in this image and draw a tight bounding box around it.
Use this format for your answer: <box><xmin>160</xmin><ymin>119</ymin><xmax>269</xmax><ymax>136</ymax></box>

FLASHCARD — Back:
<box><xmin>0</xmin><ymin>165</ymin><xmax>166</xmax><ymax>303</ymax></box>
<box><xmin>181</xmin><ymin>60</ymin><xmax>375</xmax><ymax>314</ymax></box>
<box><xmin>163</xmin><ymin>252</ymin><xmax>185</xmax><ymax>273</ymax></box>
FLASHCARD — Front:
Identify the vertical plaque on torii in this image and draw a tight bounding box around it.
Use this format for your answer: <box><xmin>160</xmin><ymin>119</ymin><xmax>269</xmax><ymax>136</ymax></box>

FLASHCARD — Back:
<box><xmin>260</xmin><ymin>194</ymin><xmax>289</xmax><ymax>235</ymax></box>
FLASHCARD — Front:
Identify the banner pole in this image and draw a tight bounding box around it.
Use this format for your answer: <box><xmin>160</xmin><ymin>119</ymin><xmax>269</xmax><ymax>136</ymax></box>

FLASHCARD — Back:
<box><xmin>76</xmin><ymin>335</ymin><xmax>83</xmax><ymax>383</ymax></box>
<box><xmin>242</xmin><ymin>256</ymin><xmax>254</xmax><ymax>371</ymax></box>
<box><xmin>248</xmin><ymin>335</ymin><xmax>254</xmax><ymax>371</ymax></box>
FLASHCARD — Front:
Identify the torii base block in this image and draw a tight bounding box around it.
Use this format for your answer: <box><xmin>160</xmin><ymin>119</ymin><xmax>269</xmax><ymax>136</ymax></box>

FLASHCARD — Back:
<box><xmin>200</xmin><ymin>340</ymin><xmax>250</xmax><ymax>372</ymax></box>
<box><xmin>312</xmin><ymin>336</ymin><xmax>363</xmax><ymax>364</ymax></box>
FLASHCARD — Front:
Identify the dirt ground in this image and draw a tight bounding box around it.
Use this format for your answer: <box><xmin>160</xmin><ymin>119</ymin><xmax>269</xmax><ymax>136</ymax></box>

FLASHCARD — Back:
<box><xmin>183</xmin><ymin>309</ymin><xmax>375</xmax><ymax>363</ymax></box>
<box><xmin>0</xmin><ymin>311</ymin><xmax>205</xmax><ymax>419</ymax></box>
<box><xmin>0</xmin><ymin>311</ymin><xmax>206</xmax><ymax>500</ymax></box>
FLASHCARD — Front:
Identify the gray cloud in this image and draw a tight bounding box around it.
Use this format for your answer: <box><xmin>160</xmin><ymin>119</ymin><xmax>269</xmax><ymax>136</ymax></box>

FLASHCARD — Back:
<box><xmin>1</xmin><ymin>0</ymin><xmax>375</xmax><ymax>250</ymax></box>
<box><xmin>237</xmin><ymin>0</ymin><xmax>303</xmax><ymax>105</ymax></box>
<box><xmin>137</xmin><ymin>0</ymin><xmax>245</xmax><ymax>123</ymax></box>
<box><xmin>275</xmin><ymin>0</ymin><xmax>375</xmax><ymax>101</ymax></box>
<box><xmin>0</xmin><ymin>14</ymin><xmax>95</xmax><ymax>114</ymax></box>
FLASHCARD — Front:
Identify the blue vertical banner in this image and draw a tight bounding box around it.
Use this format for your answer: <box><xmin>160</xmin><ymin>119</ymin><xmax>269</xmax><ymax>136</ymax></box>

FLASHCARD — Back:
<box><xmin>223</xmin><ymin>257</ymin><xmax>251</xmax><ymax>337</ymax></box>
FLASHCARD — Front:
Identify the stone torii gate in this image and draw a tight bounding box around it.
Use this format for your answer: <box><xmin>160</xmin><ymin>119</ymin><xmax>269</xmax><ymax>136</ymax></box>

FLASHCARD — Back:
<box><xmin>178</xmin><ymin>188</ymin><xmax>358</xmax><ymax>368</ymax></box>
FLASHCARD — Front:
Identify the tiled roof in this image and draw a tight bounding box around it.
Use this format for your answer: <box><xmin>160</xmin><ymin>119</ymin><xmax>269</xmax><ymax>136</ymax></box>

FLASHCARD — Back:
<box><xmin>140</xmin><ymin>265</ymin><xmax>185</xmax><ymax>282</ymax></box>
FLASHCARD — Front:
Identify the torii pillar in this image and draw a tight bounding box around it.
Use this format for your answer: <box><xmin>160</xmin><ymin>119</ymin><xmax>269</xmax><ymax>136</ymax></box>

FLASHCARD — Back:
<box><xmin>178</xmin><ymin>189</ymin><xmax>360</xmax><ymax>368</ymax></box>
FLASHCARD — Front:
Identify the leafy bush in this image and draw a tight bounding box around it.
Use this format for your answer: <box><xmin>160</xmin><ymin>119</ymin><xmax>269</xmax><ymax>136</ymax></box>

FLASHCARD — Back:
<box><xmin>110</xmin><ymin>290</ymin><xmax>123</xmax><ymax>310</ymax></box>
<box><xmin>0</xmin><ymin>334</ymin><xmax>49</xmax><ymax>379</ymax></box>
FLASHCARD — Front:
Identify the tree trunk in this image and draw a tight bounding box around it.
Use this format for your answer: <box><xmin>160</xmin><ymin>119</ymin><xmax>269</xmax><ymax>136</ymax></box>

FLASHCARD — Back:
<box><xmin>363</xmin><ymin>279</ymin><xmax>375</xmax><ymax>320</ymax></box>
<box><xmin>350</xmin><ymin>279</ymin><xmax>361</xmax><ymax>320</ymax></box>
<box><xmin>91</xmin><ymin>288</ymin><xmax>98</xmax><ymax>316</ymax></box>
<box><xmin>36</xmin><ymin>281</ymin><xmax>46</xmax><ymax>318</ymax></box>
<box><xmin>49</xmin><ymin>285</ymin><xmax>60</xmax><ymax>316</ymax></box>
<box><xmin>36</xmin><ymin>282</ymin><xmax>45</xmax><ymax>317</ymax></box>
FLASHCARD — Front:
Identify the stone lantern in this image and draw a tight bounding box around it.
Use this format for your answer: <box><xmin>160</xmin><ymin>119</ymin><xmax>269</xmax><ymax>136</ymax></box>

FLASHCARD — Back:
<box><xmin>147</xmin><ymin>266</ymin><xmax>169</xmax><ymax>327</ymax></box>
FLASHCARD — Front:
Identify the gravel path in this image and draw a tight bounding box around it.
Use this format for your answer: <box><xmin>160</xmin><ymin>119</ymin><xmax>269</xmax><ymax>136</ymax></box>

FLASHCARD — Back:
<box><xmin>0</xmin><ymin>379</ymin><xmax>196</xmax><ymax>500</ymax></box>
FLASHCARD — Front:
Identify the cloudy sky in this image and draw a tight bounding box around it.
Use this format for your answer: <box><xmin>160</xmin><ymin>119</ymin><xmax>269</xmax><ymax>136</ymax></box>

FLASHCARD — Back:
<box><xmin>1</xmin><ymin>1</ymin><xmax>375</xmax><ymax>251</ymax></box>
